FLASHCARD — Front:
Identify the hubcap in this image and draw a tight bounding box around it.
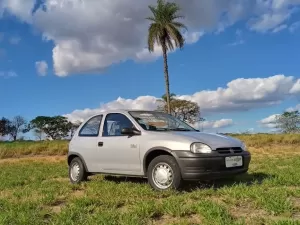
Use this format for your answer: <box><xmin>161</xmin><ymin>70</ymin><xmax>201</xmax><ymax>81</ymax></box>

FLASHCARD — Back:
<box><xmin>70</xmin><ymin>162</ymin><xmax>80</xmax><ymax>181</ymax></box>
<box><xmin>152</xmin><ymin>163</ymin><xmax>174</xmax><ymax>189</ymax></box>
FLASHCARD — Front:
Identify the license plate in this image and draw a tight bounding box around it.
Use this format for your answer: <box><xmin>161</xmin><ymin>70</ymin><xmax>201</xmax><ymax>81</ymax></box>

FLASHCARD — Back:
<box><xmin>225</xmin><ymin>156</ymin><xmax>243</xmax><ymax>168</ymax></box>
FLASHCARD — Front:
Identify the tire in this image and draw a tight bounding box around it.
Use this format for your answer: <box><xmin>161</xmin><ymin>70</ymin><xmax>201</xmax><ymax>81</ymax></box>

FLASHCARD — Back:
<box><xmin>69</xmin><ymin>157</ymin><xmax>88</xmax><ymax>184</ymax></box>
<box><xmin>147</xmin><ymin>155</ymin><xmax>182</xmax><ymax>191</ymax></box>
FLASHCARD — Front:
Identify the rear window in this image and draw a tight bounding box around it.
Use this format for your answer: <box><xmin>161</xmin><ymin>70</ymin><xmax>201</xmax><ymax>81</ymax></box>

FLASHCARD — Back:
<box><xmin>79</xmin><ymin>115</ymin><xmax>103</xmax><ymax>137</ymax></box>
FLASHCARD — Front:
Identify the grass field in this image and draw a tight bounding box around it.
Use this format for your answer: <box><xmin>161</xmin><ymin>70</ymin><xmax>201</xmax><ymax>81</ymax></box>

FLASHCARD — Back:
<box><xmin>0</xmin><ymin>134</ymin><xmax>300</xmax><ymax>224</ymax></box>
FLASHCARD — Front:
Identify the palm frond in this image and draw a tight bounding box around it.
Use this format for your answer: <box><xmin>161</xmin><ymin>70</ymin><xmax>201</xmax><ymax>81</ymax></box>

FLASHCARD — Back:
<box><xmin>146</xmin><ymin>16</ymin><xmax>156</xmax><ymax>22</ymax></box>
<box><xmin>148</xmin><ymin>5</ymin><xmax>157</xmax><ymax>18</ymax></box>
<box><xmin>148</xmin><ymin>24</ymin><xmax>161</xmax><ymax>52</ymax></box>
<box><xmin>171</xmin><ymin>14</ymin><xmax>185</xmax><ymax>21</ymax></box>
<box><xmin>172</xmin><ymin>21</ymin><xmax>188</xmax><ymax>31</ymax></box>
<box><xmin>146</xmin><ymin>0</ymin><xmax>187</xmax><ymax>52</ymax></box>
<box><xmin>166</xmin><ymin>24</ymin><xmax>184</xmax><ymax>49</ymax></box>
<box><xmin>164</xmin><ymin>32</ymin><xmax>175</xmax><ymax>51</ymax></box>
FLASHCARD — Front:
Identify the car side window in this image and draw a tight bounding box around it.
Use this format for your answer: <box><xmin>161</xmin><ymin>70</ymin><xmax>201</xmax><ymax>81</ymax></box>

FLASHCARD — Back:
<box><xmin>79</xmin><ymin>115</ymin><xmax>103</xmax><ymax>137</ymax></box>
<box><xmin>102</xmin><ymin>113</ymin><xmax>134</xmax><ymax>137</ymax></box>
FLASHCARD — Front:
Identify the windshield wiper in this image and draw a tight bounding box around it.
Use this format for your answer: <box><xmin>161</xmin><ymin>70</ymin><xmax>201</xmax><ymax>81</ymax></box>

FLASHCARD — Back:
<box><xmin>168</xmin><ymin>128</ymin><xmax>192</xmax><ymax>131</ymax></box>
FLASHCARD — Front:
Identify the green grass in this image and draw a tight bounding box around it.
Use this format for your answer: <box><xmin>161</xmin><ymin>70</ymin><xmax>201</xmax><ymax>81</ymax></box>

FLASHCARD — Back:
<box><xmin>0</xmin><ymin>139</ymin><xmax>300</xmax><ymax>224</ymax></box>
<box><xmin>230</xmin><ymin>133</ymin><xmax>300</xmax><ymax>148</ymax></box>
<box><xmin>1</xmin><ymin>133</ymin><xmax>300</xmax><ymax>159</ymax></box>
<box><xmin>0</xmin><ymin>140</ymin><xmax>67</xmax><ymax>159</ymax></box>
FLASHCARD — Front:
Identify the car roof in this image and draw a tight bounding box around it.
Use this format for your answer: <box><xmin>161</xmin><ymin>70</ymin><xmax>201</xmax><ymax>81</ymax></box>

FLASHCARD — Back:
<box><xmin>90</xmin><ymin>109</ymin><xmax>163</xmax><ymax>117</ymax></box>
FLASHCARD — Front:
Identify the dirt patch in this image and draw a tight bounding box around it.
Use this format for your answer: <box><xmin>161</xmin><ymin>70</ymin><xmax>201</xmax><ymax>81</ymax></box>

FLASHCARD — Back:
<box><xmin>151</xmin><ymin>214</ymin><xmax>202</xmax><ymax>225</ymax></box>
<box><xmin>291</xmin><ymin>197</ymin><xmax>300</xmax><ymax>208</ymax></box>
<box><xmin>151</xmin><ymin>215</ymin><xmax>180</xmax><ymax>225</ymax></box>
<box><xmin>51</xmin><ymin>177</ymin><xmax>69</xmax><ymax>182</ymax></box>
<box><xmin>0</xmin><ymin>156</ymin><xmax>65</xmax><ymax>164</ymax></box>
<box><xmin>188</xmin><ymin>214</ymin><xmax>203</xmax><ymax>224</ymax></box>
<box><xmin>230</xmin><ymin>203</ymin><xmax>268</xmax><ymax>220</ymax></box>
<box><xmin>72</xmin><ymin>190</ymin><xmax>85</xmax><ymax>198</ymax></box>
<box><xmin>0</xmin><ymin>190</ymin><xmax>12</xmax><ymax>198</ymax></box>
<box><xmin>49</xmin><ymin>200</ymin><xmax>66</xmax><ymax>214</ymax></box>
<box><xmin>209</xmin><ymin>196</ymin><xmax>226</xmax><ymax>205</ymax></box>
<box><xmin>51</xmin><ymin>205</ymin><xmax>62</xmax><ymax>214</ymax></box>
<box><xmin>116</xmin><ymin>202</ymin><xmax>129</xmax><ymax>213</ymax></box>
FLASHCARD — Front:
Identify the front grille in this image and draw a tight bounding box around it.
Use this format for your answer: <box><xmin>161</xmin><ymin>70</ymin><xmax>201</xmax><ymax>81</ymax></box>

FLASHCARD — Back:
<box><xmin>216</xmin><ymin>147</ymin><xmax>243</xmax><ymax>154</ymax></box>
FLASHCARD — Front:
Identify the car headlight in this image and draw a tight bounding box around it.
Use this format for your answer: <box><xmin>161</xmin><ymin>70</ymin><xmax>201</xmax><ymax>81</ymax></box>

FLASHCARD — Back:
<box><xmin>241</xmin><ymin>143</ymin><xmax>248</xmax><ymax>151</ymax></box>
<box><xmin>190</xmin><ymin>143</ymin><xmax>212</xmax><ymax>154</ymax></box>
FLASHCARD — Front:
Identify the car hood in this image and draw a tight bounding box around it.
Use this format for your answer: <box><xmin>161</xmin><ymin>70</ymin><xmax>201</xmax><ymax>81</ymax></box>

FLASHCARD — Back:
<box><xmin>171</xmin><ymin>131</ymin><xmax>243</xmax><ymax>150</ymax></box>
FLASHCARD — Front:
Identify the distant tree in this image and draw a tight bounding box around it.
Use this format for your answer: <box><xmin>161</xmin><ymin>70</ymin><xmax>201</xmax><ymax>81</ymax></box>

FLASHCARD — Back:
<box><xmin>33</xmin><ymin>128</ymin><xmax>44</xmax><ymax>141</ymax></box>
<box><xmin>157</xmin><ymin>94</ymin><xmax>204</xmax><ymax>124</ymax></box>
<box><xmin>147</xmin><ymin>0</ymin><xmax>186</xmax><ymax>114</ymax></box>
<box><xmin>5</xmin><ymin>116</ymin><xmax>28</xmax><ymax>141</ymax></box>
<box><xmin>273</xmin><ymin>110</ymin><xmax>300</xmax><ymax>133</ymax></box>
<box><xmin>0</xmin><ymin>117</ymin><xmax>10</xmax><ymax>137</ymax></box>
<box><xmin>29</xmin><ymin>116</ymin><xmax>72</xmax><ymax>140</ymax></box>
<box><xmin>70</xmin><ymin>120</ymin><xmax>82</xmax><ymax>138</ymax></box>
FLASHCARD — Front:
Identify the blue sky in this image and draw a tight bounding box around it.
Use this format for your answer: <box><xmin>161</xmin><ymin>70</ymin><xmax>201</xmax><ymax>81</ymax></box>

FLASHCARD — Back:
<box><xmin>1</xmin><ymin>0</ymin><xmax>300</xmax><ymax>138</ymax></box>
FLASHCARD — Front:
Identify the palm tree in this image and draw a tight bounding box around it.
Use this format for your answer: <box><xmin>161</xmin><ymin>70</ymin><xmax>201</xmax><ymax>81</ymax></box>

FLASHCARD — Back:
<box><xmin>146</xmin><ymin>0</ymin><xmax>186</xmax><ymax>114</ymax></box>
<box><xmin>161</xmin><ymin>93</ymin><xmax>176</xmax><ymax>103</ymax></box>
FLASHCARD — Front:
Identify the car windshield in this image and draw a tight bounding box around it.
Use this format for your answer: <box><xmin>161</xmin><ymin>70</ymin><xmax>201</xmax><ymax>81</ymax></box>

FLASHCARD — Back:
<box><xmin>128</xmin><ymin>111</ymin><xmax>197</xmax><ymax>131</ymax></box>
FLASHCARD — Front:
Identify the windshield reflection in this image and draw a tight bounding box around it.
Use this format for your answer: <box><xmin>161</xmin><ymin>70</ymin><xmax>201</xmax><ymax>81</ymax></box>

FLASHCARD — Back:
<box><xmin>129</xmin><ymin>111</ymin><xmax>197</xmax><ymax>131</ymax></box>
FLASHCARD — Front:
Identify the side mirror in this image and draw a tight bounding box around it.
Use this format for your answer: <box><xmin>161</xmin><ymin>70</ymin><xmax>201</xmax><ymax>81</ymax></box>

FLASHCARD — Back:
<box><xmin>121</xmin><ymin>127</ymin><xmax>141</xmax><ymax>136</ymax></box>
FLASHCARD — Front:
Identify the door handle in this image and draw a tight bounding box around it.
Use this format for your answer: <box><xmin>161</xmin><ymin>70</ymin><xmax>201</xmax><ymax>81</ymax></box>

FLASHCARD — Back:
<box><xmin>98</xmin><ymin>142</ymin><xmax>103</xmax><ymax>147</ymax></box>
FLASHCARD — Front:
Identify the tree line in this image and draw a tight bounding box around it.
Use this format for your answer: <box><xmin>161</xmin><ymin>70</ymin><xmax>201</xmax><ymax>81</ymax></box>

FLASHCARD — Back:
<box><xmin>0</xmin><ymin>116</ymin><xmax>81</xmax><ymax>141</ymax></box>
<box><xmin>1</xmin><ymin>101</ymin><xmax>299</xmax><ymax>141</ymax></box>
<box><xmin>0</xmin><ymin>95</ymin><xmax>203</xmax><ymax>141</ymax></box>
<box><xmin>271</xmin><ymin>110</ymin><xmax>300</xmax><ymax>134</ymax></box>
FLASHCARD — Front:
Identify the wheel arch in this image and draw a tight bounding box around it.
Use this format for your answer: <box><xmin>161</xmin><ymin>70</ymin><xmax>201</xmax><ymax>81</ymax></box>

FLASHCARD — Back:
<box><xmin>143</xmin><ymin>147</ymin><xmax>181</xmax><ymax>175</ymax></box>
<box><xmin>67</xmin><ymin>152</ymin><xmax>89</xmax><ymax>172</ymax></box>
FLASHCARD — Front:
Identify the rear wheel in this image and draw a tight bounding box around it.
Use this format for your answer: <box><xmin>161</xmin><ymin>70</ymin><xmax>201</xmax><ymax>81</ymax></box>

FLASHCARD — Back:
<box><xmin>69</xmin><ymin>157</ymin><xmax>88</xmax><ymax>184</ymax></box>
<box><xmin>147</xmin><ymin>155</ymin><xmax>182</xmax><ymax>191</ymax></box>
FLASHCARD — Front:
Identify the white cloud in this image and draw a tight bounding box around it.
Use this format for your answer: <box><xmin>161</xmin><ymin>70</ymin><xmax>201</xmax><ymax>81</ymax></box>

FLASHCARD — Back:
<box><xmin>0</xmin><ymin>71</ymin><xmax>18</xmax><ymax>79</ymax></box>
<box><xmin>259</xmin><ymin>102</ymin><xmax>300</xmax><ymax>128</ymax></box>
<box><xmin>64</xmin><ymin>96</ymin><xmax>159</xmax><ymax>122</ymax></box>
<box><xmin>135</xmin><ymin>31</ymin><xmax>204</xmax><ymax>62</ymax></box>
<box><xmin>9</xmin><ymin>36</ymin><xmax>21</xmax><ymax>44</ymax></box>
<box><xmin>272</xmin><ymin>24</ymin><xmax>287</xmax><ymax>33</ymax></box>
<box><xmin>35</xmin><ymin>61</ymin><xmax>48</xmax><ymax>76</ymax></box>
<box><xmin>2</xmin><ymin>0</ymin><xmax>300</xmax><ymax>76</ymax></box>
<box><xmin>177</xmin><ymin>74</ymin><xmax>300</xmax><ymax>113</ymax></box>
<box><xmin>64</xmin><ymin>74</ymin><xmax>300</xmax><ymax>122</ymax></box>
<box><xmin>228</xmin><ymin>40</ymin><xmax>245</xmax><ymax>46</ymax></box>
<box><xmin>289</xmin><ymin>21</ymin><xmax>300</xmax><ymax>33</ymax></box>
<box><xmin>286</xmin><ymin>104</ymin><xmax>300</xmax><ymax>112</ymax></box>
<box><xmin>184</xmin><ymin>31</ymin><xmax>204</xmax><ymax>44</ymax></box>
<box><xmin>228</xmin><ymin>29</ymin><xmax>245</xmax><ymax>46</ymax></box>
<box><xmin>290</xmin><ymin>79</ymin><xmax>300</xmax><ymax>94</ymax></box>
<box><xmin>249</xmin><ymin>12</ymin><xmax>290</xmax><ymax>33</ymax></box>
<box><xmin>194</xmin><ymin>119</ymin><xmax>234</xmax><ymax>130</ymax></box>
<box><xmin>248</xmin><ymin>0</ymin><xmax>300</xmax><ymax>33</ymax></box>
<box><xmin>259</xmin><ymin>114</ymin><xmax>279</xmax><ymax>128</ymax></box>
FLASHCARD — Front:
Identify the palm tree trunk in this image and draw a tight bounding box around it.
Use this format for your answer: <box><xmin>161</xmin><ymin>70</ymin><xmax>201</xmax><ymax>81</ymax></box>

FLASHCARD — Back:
<box><xmin>162</xmin><ymin>44</ymin><xmax>171</xmax><ymax>114</ymax></box>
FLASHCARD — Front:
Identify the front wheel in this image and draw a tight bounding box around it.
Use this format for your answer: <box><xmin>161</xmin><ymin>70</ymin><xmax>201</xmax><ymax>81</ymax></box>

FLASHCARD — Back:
<box><xmin>69</xmin><ymin>157</ymin><xmax>88</xmax><ymax>184</ymax></box>
<box><xmin>147</xmin><ymin>155</ymin><xmax>182</xmax><ymax>191</ymax></box>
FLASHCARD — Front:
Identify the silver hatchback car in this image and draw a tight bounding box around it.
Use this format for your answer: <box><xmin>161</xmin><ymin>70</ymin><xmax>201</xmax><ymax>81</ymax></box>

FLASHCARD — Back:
<box><xmin>68</xmin><ymin>110</ymin><xmax>251</xmax><ymax>191</ymax></box>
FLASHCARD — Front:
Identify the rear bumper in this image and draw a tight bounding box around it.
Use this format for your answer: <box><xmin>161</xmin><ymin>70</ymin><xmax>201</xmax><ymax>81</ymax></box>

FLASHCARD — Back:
<box><xmin>173</xmin><ymin>151</ymin><xmax>251</xmax><ymax>180</ymax></box>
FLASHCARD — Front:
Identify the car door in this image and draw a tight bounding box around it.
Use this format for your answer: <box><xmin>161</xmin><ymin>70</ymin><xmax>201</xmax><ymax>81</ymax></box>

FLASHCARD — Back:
<box><xmin>96</xmin><ymin>113</ymin><xmax>141</xmax><ymax>173</ymax></box>
<box><xmin>72</xmin><ymin>115</ymin><xmax>103</xmax><ymax>172</ymax></box>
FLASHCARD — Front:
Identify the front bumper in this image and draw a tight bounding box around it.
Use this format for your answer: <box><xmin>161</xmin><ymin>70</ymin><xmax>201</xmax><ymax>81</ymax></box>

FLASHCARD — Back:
<box><xmin>173</xmin><ymin>150</ymin><xmax>251</xmax><ymax>180</ymax></box>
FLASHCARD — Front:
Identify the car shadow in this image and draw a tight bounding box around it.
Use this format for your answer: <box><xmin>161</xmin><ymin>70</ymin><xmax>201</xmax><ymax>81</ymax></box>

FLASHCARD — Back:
<box><xmin>102</xmin><ymin>172</ymin><xmax>273</xmax><ymax>192</ymax></box>
<box><xmin>181</xmin><ymin>172</ymin><xmax>274</xmax><ymax>192</ymax></box>
<box><xmin>103</xmin><ymin>175</ymin><xmax>148</xmax><ymax>184</ymax></box>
